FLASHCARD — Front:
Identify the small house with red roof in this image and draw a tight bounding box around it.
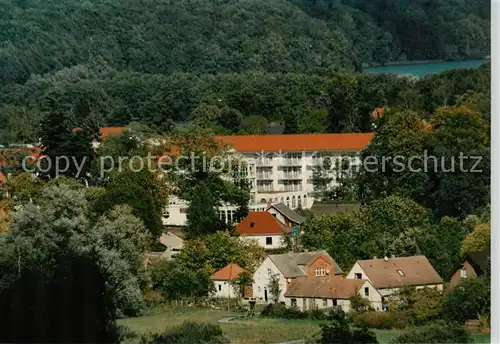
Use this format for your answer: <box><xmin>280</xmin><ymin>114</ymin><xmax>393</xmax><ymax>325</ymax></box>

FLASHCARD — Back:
<box><xmin>252</xmin><ymin>250</ymin><xmax>343</xmax><ymax>304</ymax></box>
<box><xmin>236</xmin><ymin>211</ymin><xmax>292</xmax><ymax>250</ymax></box>
<box><xmin>284</xmin><ymin>275</ymin><xmax>380</xmax><ymax>312</ymax></box>
<box><xmin>210</xmin><ymin>263</ymin><xmax>251</xmax><ymax>298</ymax></box>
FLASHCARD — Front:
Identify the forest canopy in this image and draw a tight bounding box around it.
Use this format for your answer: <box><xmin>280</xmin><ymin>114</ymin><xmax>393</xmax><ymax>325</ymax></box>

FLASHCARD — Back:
<box><xmin>0</xmin><ymin>0</ymin><xmax>491</xmax><ymax>143</ymax></box>
<box><xmin>0</xmin><ymin>0</ymin><xmax>490</xmax><ymax>86</ymax></box>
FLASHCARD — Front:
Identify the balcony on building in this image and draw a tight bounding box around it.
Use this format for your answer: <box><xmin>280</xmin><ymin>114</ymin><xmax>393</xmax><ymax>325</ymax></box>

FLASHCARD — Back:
<box><xmin>279</xmin><ymin>172</ymin><xmax>302</xmax><ymax>180</ymax></box>
<box><xmin>256</xmin><ymin>166</ymin><xmax>273</xmax><ymax>180</ymax></box>
<box><xmin>257</xmin><ymin>174</ymin><xmax>273</xmax><ymax>180</ymax></box>
<box><xmin>256</xmin><ymin>181</ymin><xmax>273</xmax><ymax>193</ymax></box>
<box><xmin>280</xmin><ymin>152</ymin><xmax>302</xmax><ymax>166</ymax></box>
<box><xmin>256</xmin><ymin>158</ymin><xmax>273</xmax><ymax>166</ymax></box>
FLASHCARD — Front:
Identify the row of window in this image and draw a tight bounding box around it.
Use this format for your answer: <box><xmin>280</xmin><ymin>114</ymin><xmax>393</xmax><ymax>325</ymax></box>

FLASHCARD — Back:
<box><xmin>315</xmin><ymin>267</ymin><xmax>327</xmax><ymax>277</ymax></box>
<box><xmin>257</xmin><ymin>194</ymin><xmax>307</xmax><ymax>208</ymax></box>
<box><xmin>290</xmin><ymin>298</ymin><xmax>337</xmax><ymax>308</ymax></box>
<box><xmin>290</xmin><ymin>289</ymin><xmax>370</xmax><ymax>309</ymax></box>
<box><xmin>218</xmin><ymin>210</ymin><xmax>236</xmax><ymax>224</ymax></box>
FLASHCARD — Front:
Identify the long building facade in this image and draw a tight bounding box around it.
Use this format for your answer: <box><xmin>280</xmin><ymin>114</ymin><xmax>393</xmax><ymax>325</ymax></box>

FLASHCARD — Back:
<box><xmin>163</xmin><ymin>133</ymin><xmax>373</xmax><ymax>226</ymax></box>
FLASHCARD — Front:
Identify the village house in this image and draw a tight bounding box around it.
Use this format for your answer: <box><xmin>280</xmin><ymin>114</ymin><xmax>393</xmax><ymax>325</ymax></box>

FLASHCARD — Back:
<box><xmin>235</xmin><ymin>211</ymin><xmax>293</xmax><ymax>250</ymax></box>
<box><xmin>265</xmin><ymin>202</ymin><xmax>305</xmax><ymax>228</ymax></box>
<box><xmin>210</xmin><ymin>263</ymin><xmax>251</xmax><ymax>299</ymax></box>
<box><xmin>284</xmin><ymin>275</ymin><xmax>381</xmax><ymax>312</ymax></box>
<box><xmin>346</xmin><ymin>255</ymin><xmax>443</xmax><ymax>310</ymax></box>
<box><xmin>252</xmin><ymin>251</ymin><xmax>343</xmax><ymax>303</ymax></box>
<box><xmin>449</xmin><ymin>249</ymin><xmax>490</xmax><ymax>287</ymax></box>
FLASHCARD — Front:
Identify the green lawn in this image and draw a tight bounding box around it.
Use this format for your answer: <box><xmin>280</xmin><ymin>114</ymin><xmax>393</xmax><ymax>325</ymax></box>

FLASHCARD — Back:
<box><xmin>373</xmin><ymin>329</ymin><xmax>490</xmax><ymax>344</ymax></box>
<box><xmin>119</xmin><ymin>307</ymin><xmax>319</xmax><ymax>343</ymax></box>
<box><xmin>119</xmin><ymin>307</ymin><xmax>491</xmax><ymax>344</ymax></box>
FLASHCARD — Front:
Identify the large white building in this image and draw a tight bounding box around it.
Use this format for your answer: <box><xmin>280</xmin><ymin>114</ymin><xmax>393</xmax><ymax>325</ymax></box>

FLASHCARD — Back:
<box><xmin>162</xmin><ymin>133</ymin><xmax>373</xmax><ymax>226</ymax></box>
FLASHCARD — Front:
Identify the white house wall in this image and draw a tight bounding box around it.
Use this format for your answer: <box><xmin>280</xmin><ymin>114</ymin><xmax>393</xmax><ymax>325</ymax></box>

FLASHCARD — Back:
<box><xmin>266</xmin><ymin>207</ymin><xmax>288</xmax><ymax>225</ymax></box>
<box><xmin>252</xmin><ymin>257</ymin><xmax>287</xmax><ymax>303</ymax></box>
<box><xmin>284</xmin><ymin>281</ymin><xmax>381</xmax><ymax>313</ymax></box>
<box><xmin>347</xmin><ymin>263</ymin><xmax>444</xmax><ymax>300</ymax></box>
<box><xmin>378</xmin><ymin>284</ymin><xmax>444</xmax><ymax>299</ymax></box>
<box><xmin>240</xmin><ymin>235</ymin><xmax>287</xmax><ymax>250</ymax></box>
<box><xmin>212</xmin><ymin>280</ymin><xmax>238</xmax><ymax>298</ymax></box>
<box><xmin>346</xmin><ymin>262</ymin><xmax>371</xmax><ymax>281</ymax></box>
<box><xmin>358</xmin><ymin>281</ymin><xmax>383</xmax><ymax>311</ymax></box>
<box><xmin>284</xmin><ymin>297</ymin><xmax>351</xmax><ymax>313</ymax></box>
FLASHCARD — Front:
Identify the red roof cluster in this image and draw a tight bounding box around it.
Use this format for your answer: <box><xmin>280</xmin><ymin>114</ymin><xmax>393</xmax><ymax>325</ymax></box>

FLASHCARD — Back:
<box><xmin>210</xmin><ymin>263</ymin><xmax>248</xmax><ymax>281</ymax></box>
<box><xmin>285</xmin><ymin>275</ymin><xmax>367</xmax><ymax>299</ymax></box>
<box><xmin>94</xmin><ymin>127</ymin><xmax>373</xmax><ymax>153</ymax></box>
<box><xmin>99</xmin><ymin>127</ymin><xmax>127</xmax><ymax>138</ymax></box>
<box><xmin>217</xmin><ymin>133</ymin><xmax>373</xmax><ymax>152</ymax></box>
<box><xmin>236</xmin><ymin>211</ymin><xmax>290</xmax><ymax>236</ymax></box>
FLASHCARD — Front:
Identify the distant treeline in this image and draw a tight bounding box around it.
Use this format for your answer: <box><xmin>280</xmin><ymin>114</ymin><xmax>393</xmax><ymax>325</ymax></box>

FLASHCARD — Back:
<box><xmin>0</xmin><ymin>63</ymin><xmax>490</xmax><ymax>144</ymax></box>
<box><xmin>0</xmin><ymin>0</ymin><xmax>491</xmax><ymax>143</ymax></box>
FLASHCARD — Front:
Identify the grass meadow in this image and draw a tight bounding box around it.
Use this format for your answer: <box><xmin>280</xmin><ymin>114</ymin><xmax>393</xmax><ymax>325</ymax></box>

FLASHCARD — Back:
<box><xmin>118</xmin><ymin>306</ymin><xmax>491</xmax><ymax>344</ymax></box>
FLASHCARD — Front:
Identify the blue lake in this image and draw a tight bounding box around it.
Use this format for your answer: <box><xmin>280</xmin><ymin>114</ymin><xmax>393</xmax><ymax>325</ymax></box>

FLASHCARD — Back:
<box><xmin>364</xmin><ymin>59</ymin><xmax>487</xmax><ymax>77</ymax></box>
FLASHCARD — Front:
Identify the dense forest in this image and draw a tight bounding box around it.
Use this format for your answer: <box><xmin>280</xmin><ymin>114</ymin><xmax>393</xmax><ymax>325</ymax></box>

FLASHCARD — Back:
<box><xmin>0</xmin><ymin>0</ymin><xmax>491</xmax><ymax>143</ymax></box>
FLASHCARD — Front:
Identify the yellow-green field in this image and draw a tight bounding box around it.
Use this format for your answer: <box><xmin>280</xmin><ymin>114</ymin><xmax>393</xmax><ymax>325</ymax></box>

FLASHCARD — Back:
<box><xmin>118</xmin><ymin>307</ymin><xmax>491</xmax><ymax>344</ymax></box>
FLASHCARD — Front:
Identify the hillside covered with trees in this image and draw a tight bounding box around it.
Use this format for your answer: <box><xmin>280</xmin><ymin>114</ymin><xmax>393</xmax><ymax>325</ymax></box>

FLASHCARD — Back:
<box><xmin>0</xmin><ymin>0</ymin><xmax>491</xmax><ymax>143</ymax></box>
<box><xmin>0</xmin><ymin>0</ymin><xmax>490</xmax><ymax>87</ymax></box>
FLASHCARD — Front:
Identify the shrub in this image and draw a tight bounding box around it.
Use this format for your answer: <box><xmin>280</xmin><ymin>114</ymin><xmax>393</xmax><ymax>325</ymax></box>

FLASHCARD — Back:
<box><xmin>309</xmin><ymin>308</ymin><xmax>328</xmax><ymax>320</ymax></box>
<box><xmin>319</xmin><ymin>317</ymin><xmax>378</xmax><ymax>344</ymax></box>
<box><xmin>260</xmin><ymin>303</ymin><xmax>327</xmax><ymax>320</ymax></box>
<box><xmin>261</xmin><ymin>303</ymin><xmax>286</xmax><ymax>316</ymax></box>
<box><xmin>150</xmin><ymin>260</ymin><xmax>214</xmax><ymax>300</ymax></box>
<box><xmin>392</xmin><ymin>287</ymin><xmax>443</xmax><ymax>325</ymax></box>
<box><xmin>351</xmin><ymin>311</ymin><xmax>411</xmax><ymax>329</ymax></box>
<box><xmin>148</xmin><ymin>322</ymin><xmax>229</xmax><ymax>344</ymax></box>
<box><xmin>390</xmin><ymin>321</ymin><xmax>473</xmax><ymax>343</ymax></box>
<box><xmin>326</xmin><ymin>307</ymin><xmax>348</xmax><ymax>322</ymax></box>
<box><xmin>442</xmin><ymin>276</ymin><xmax>490</xmax><ymax>324</ymax></box>
<box><xmin>150</xmin><ymin>242</ymin><xmax>167</xmax><ymax>252</ymax></box>
<box><xmin>261</xmin><ymin>303</ymin><xmax>306</xmax><ymax>319</ymax></box>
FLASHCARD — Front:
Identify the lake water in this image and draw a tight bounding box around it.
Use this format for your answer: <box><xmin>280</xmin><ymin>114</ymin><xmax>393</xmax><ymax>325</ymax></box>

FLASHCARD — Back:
<box><xmin>364</xmin><ymin>59</ymin><xmax>487</xmax><ymax>77</ymax></box>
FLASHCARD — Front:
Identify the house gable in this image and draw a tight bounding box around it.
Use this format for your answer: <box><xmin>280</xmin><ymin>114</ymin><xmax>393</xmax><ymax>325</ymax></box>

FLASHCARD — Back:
<box><xmin>449</xmin><ymin>260</ymin><xmax>479</xmax><ymax>287</ymax></box>
<box><xmin>346</xmin><ymin>262</ymin><xmax>372</xmax><ymax>283</ymax></box>
<box><xmin>266</xmin><ymin>203</ymin><xmax>305</xmax><ymax>226</ymax></box>
<box><xmin>349</xmin><ymin>256</ymin><xmax>443</xmax><ymax>289</ymax></box>
<box><xmin>252</xmin><ymin>256</ymin><xmax>288</xmax><ymax>302</ymax></box>
<box><xmin>307</xmin><ymin>255</ymin><xmax>335</xmax><ymax>278</ymax></box>
<box><xmin>236</xmin><ymin>211</ymin><xmax>290</xmax><ymax>236</ymax></box>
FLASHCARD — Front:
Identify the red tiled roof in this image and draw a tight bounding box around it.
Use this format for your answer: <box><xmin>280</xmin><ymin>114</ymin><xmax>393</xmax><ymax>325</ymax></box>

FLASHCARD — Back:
<box><xmin>100</xmin><ymin>127</ymin><xmax>127</xmax><ymax>138</ymax></box>
<box><xmin>73</xmin><ymin>127</ymin><xmax>127</xmax><ymax>139</ymax></box>
<box><xmin>216</xmin><ymin>133</ymin><xmax>373</xmax><ymax>152</ymax></box>
<box><xmin>94</xmin><ymin>129</ymin><xmax>372</xmax><ymax>153</ymax></box>
<box><xmin>357</xmin><ymin>256</ymin><xmax>443</xmax><ymax>289</ymax></box>
<box><xmin>210</xmin><ymin>263</ymin><xmax>248</xmax><ymax>281</ymax></box>
<box><xmin>285</xmin><ymin>275</ymin><xmax>368</xmax><ymax>299</ymax></box>
<box><xmin>0</xmin><ymin>172</ymin><xmax>6</xmax><ymax>185</ymax></box>
<box><xmin>236</xmin><ymin>211</ymin><xmax>291</xmax><ymax>236</ymax></box>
